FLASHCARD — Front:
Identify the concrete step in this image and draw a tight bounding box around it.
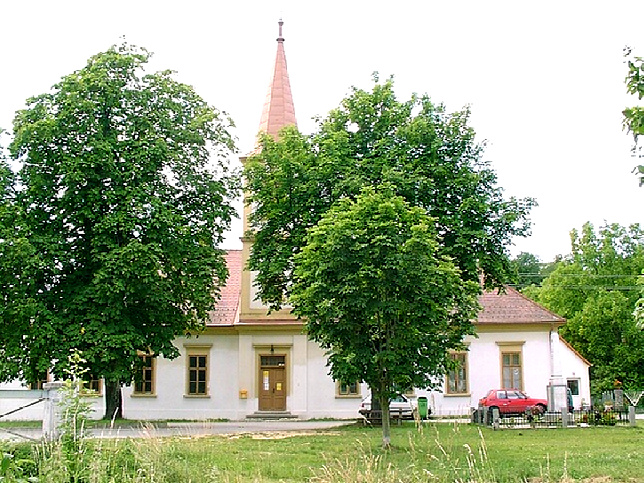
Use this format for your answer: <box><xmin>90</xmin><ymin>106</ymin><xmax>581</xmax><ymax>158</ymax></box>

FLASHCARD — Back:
<box><xmin>245</xmin><ymin>411</ymin><xmax>299</xmax><ymax>420</ymax></box>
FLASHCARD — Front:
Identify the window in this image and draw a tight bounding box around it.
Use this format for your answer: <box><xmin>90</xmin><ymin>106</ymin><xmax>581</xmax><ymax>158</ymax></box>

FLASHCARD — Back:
<box><xmin>337</xmin><ymin>380</ymin><xmax>360</xmax><ymax>397</ymax></box>
<box><xmin>501</xmin><ymin>352</ymin><xmax>522</xmax><ymax>389</ymax></box>
<box><xmin>567</xmin><ymin>379</ymin><xmax>580</xmax><ymax>396</ymax></box>
<box><xmin>260</xmin><ymin>355</ymin><xmax>285</xmax><ymax>367</ymax></box>
<box><xmin>507</xmin><ymin>390</ymin><xmax>525</xmax><ymax>399</ymax></box>
<box><xmin>133</xmin><ymin>355</ymin><xmax>155</xmax><ymax>395</ymax></box>
<box><xmin>81</xmin><ymin>375</ymin><xmax>102</xmax><ymax>396</ymax></box>
<box><xmin>28</xmin><ymin>372</ymin><xmax>49</xmax><ymax>390</ymax></box>
<box><xmin>186</xmin><ymin>348</ymin><xmax>209</xmax><ymax>396</ymax></box>
<box><xmin>446</xmin><ymin>352</ymin><xmax>468</xmax><ymax>395</ymax></box>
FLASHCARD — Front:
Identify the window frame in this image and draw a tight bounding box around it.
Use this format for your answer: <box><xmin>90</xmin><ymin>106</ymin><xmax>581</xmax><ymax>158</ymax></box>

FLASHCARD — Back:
<box><xmin>496</xmin><ymin>342</ymin><xmax>525</xmax><ymax>391</ymax></box>
<box><xmin>132</xmin><ymin>354</ymin><xmax>156</xmax><ymax>397</ymax></box>
<box><xmin>567</xmin><ymin>378</ymin><xmax>580</xmax><ymax>396</ymax></box>
<box><xmin>184</xmin><ymin>345</ymin><xmax>211</xmax><ymax>398</ymax></box>
<box><xmin>81</xmin><ymin>376</ymin><xmax>103</xmax><ymax>396</ymax></box>
<box><xmin>501</xmin><ymin>351</ymin><xmax>523</xmax><ymax>390</ymax></box>
<box><xmin>445</xmin><ymin>351</ymin><xmax>469</xmax><ymax>396</ymax></box>
<box><xmin>28</xmin><ymin>371</ymin><xmax>49</xmax><ymax>390</ymax></box>
<box><xmin>336</xmin><ymin>380</ymin><xmax>361</xmax><ymax>398</ymax></box>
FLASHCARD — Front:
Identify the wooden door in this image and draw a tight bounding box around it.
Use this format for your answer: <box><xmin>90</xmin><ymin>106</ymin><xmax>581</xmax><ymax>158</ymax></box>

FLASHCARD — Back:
<box><xmin>258</xmin><ymin>355</ymin><xmax>286</xmax><ymax>411</ymax></box>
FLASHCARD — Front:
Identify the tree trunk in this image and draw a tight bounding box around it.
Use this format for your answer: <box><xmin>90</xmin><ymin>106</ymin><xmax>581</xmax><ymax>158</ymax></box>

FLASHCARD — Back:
<box><xmin>104</xmin><ymin>381</ymin><xmax>122</xmax><ymax>420</ymax></box>
<box><xmin>379</xmin><ymin>393</ymin><xmax>391</xmax><ymax>449</ymax></box>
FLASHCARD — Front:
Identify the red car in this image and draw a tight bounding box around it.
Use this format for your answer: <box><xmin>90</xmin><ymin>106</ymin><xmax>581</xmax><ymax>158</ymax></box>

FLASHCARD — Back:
<box><xmin>479</xmin><ymin>389</ymin><xmax>547</xmax><ymax>415</ymax></box>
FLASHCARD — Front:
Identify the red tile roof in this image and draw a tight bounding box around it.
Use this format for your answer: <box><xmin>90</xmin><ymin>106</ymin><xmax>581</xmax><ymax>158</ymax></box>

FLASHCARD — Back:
<box><xmin>477</xmin><ymin>286</ymin><xmax>565</xmax><ymax>325</ymax></box>
<box><xmin>207</xmin><ymin>250</ymin><xmax>242</xmax><ymax>326</ymax></box>
<box><xmin>257</xmin><ymin>20</ymin><xmax>297</xmax><ymax>140</ymax></box>
<box><xmin>209</xmin><ymin>256</ymin><xmax>565</xmax><ymax>328</ymax></box>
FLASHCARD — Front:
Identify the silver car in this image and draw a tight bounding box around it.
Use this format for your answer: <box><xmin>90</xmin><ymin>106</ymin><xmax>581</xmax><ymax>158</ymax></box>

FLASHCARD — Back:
<box><xmin>358</xmin><ymin>394</ymin><xmax>416</xmax><ymax>419</ymax></box>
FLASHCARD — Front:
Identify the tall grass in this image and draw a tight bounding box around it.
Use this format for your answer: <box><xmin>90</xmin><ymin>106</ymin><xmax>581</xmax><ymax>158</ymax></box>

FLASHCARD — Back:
<box><xmin>1</xmin><ymin>421</ymin><xmax>643</xmax><ymax>482</ymax></box>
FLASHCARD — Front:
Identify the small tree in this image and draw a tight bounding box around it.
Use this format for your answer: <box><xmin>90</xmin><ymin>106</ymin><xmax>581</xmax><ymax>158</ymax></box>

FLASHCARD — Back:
<box><xmin>291</xmin><ymin>187</ymin><xmax>480</xmax><ymax>447</ymax></box>
<box><xmin>3</xmin><ymin>44</ymin><xmax>240</xmax><ymax>418</ymax></box>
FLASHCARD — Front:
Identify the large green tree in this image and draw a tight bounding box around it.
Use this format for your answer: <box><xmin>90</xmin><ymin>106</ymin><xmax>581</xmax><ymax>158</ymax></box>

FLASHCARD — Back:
<box><xmin>245</xmin><ymin>77</ymin><xmax>535</xmax><ymax>311</ymax></box>
<box><xmin>624</xmin><ymin>49</ymin><xmax>644</xmax><ymax>338</ymax></box>
<box><xmin>291</xmin><ymin>187</ymin><xmax>480</xmax><ymax>446</ymax></box>
<box><xmin>245</xmin><ymin>78</ymin><xmax>534</xmax><ymax>443</ymax></box>
<box><xmin>624</xmin><ymin>48</ymin><xmax>644</xmax><ymax>186</ymax></box>
<box><xmin>528</xmin><ymin>222</ymin><xmax>644</xmax><ymax>393</ymax></box>
<box><xmin>2</xmin><ymin>44</ymin><xmax>240</xmax><ymax>418</ymax></box>
<box><xmin>0</xmin><ymin>133</ymin><xmax>43</xmax><ymax>381</ymax></box>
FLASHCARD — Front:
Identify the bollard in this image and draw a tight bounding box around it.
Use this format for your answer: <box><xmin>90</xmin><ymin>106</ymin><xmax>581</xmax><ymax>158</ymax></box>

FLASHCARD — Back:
<box><xmin>492</xmin><ymin>407</ymin><xmax>500</xmax><ymax>430</ymax></box>
<box><xmin>561</xmin><ymin>407</ymin><xmax>568</xmax><ymax>428</ymax></box>
<box><xmin>629</xmin><ymin>405</ymin><xmax>636</xmax><ymax>427</ymax></box>
<box><xmin>42</xmin><ymin>382</ymin><xmax>64</xmax><ymax>440</ymax></box>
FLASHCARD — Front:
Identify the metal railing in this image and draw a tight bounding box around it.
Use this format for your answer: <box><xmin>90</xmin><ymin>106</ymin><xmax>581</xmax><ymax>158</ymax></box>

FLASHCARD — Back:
<box><xmin>472</xmin><ymin>406</ymin><xmax>637</xmax><ymax>429</ymax></box>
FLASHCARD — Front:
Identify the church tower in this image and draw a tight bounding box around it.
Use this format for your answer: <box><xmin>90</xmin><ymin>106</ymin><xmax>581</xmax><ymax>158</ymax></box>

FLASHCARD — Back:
<box><xmin>239</xmin><ymin>20</ymin><xmax>299</xmax><ymax>324</ymax></box>
<box><xmin>257</xmin><ymin>19</ymin><xmax>297</xmax><ymax>139</ymax></box>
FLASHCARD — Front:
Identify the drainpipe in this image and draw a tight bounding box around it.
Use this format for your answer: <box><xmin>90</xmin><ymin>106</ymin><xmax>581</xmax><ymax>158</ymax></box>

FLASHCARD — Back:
<box><xmin>549</xmin><ymin>326</ymin><xmax>555</xmax><ymax>378</ymax></box>
<box><xmin>547</xmin><ymin>326</ymin><xmax>567</xmax><ymax>412</ymax></box>
<box><xmin>549</xmin><ymin>326</ymin><xmax>562</xmax><ymax>379</ymax></box>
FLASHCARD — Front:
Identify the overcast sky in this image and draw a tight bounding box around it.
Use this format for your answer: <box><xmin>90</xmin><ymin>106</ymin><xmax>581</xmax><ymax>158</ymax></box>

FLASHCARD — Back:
<box><xmin>1</xmin><ymin>1</ymin><xmax>643</xmax><ymax>262</ymax></box>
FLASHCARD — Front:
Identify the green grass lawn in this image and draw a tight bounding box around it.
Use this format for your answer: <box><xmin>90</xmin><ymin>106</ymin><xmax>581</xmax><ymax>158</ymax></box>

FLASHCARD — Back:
<box><xmin>2</xmin><ymin>421</ymin><xmax>643</xmax><ymax>482</ymax></box>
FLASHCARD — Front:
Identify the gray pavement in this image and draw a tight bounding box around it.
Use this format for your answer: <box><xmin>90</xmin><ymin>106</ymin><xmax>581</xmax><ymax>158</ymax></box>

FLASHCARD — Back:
<box><xmin>0</xmin><ymin>419</ymin><xmax>355</xmax><ymax>442</ymax></box>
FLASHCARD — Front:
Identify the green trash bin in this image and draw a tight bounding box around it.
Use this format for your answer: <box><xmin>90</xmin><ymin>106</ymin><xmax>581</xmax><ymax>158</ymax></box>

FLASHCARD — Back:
<box><xmin>417</xmin><ymin>396</ymin><xmax>428</xmax><ymax>420</ymax></box>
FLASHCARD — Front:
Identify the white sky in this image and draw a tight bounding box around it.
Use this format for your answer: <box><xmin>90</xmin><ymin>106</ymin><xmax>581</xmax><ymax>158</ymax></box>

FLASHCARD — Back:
<box><xmin>1</xmin><ymin>1</ymin><xmax>643</xmax><ymax>262</ymax></box>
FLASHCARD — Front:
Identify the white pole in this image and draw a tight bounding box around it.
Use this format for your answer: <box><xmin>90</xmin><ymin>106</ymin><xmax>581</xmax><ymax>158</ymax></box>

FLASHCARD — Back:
<box><xmin>42</xmin><ymin>382</ymin><xmax>64</xmax><ymax>440</ymax></box>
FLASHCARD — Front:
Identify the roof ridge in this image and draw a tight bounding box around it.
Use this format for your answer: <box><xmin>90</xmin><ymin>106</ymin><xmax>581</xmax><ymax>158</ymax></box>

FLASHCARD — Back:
<box><xmin>505</xmin><ymin>285</ymin><xmax>566</xmax><ymax>323</ymax></box>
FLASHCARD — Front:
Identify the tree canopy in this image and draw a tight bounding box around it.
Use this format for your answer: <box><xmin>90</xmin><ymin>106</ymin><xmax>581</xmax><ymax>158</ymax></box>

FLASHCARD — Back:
<box><xmin>1</xmin><ymin>44</ymin><xmax>240</xmax><ymax>417</ymax></box>
<box><xmin>624</xmin><ymin>48</ymin><xmax>644</xmax><ymax>186</ymax></box>
<box><xmin>526</xmin><ymin>222</ymin><xmax>644</xmax><ymax>393</ymax></box>
<box><xmin>245</xmin><ymin>77</ymin><xmax>535</xmax><ymax>446</ymax></box>
<box><xmin>509</xmin><ymin>251</ymin><xmax>543</xmax><ymax>291</ymax></box>
<box><xmin>245</xmin><ymin>77</ymin><xmax>535</xmax><ymax>311</ymax></box>
<box><xmin>290</xmin><ymin>186</ymin><xmax>480</xmax><ymax>446</ymax></box>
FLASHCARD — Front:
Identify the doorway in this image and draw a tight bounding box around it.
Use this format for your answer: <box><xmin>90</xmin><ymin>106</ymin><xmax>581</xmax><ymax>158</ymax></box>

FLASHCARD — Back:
<box><xmin>258</xmin><ymin>355</ymin><xmax>286</xmax><ymax>411</ymax></box>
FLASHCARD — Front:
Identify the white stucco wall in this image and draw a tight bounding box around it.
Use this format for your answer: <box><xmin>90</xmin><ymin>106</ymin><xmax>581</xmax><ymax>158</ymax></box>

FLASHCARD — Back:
<box><xmin>122</xmin><ymin>333</ymin><xmax>241</xmax><ymax>420</ymax></box>
<box><xmin>0</xmin><ymin>379</ymin><xmax>105</xmax><ymax>421</ymax></box>
<box><xmin>1</xmin><ymin>327</ymin><xmax>591</xmax><ymax>421</ymax></box>
<box><xmin>557</xmin><ymin>338</ymin><xmax>591</xmax><ymax>409</ymax></box>
<box><xmin>0</xmin><ymin>380</ymin><xmax>46</xmax><ymax>420</ymax></box>
<box><xmin>414</xmin><ymin>330</ymin><xmax>553</xmax><ymax>416</ymax></box>
<box><xmin>414</xmin><ymin>329</ymin><xmax>591</xmax><ymax>416</ymax></box>
<box><xmin>121</xmin><ymin>330</ymin><xmax>359</xmax><ymax>421</ymax></box>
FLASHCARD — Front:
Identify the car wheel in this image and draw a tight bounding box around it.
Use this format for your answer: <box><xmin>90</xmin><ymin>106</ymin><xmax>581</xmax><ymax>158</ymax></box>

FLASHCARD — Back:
<box><xmin>535</xmin><ymin>404</ymin><xmax>547</xmax><ymax>414</ymax></box>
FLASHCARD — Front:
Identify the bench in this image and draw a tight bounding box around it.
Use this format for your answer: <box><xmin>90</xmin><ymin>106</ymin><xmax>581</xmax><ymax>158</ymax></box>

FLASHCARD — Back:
<box><xmin>361</xmin><ymin>408</ymin><xmax>406</xmax><ymax>426</ymax></box>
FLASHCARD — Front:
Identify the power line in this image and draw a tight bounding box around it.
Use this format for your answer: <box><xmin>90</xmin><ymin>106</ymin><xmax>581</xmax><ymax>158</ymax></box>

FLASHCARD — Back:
<box><xmin>517</xmin><ymin>273</ymin><xmax>642</xmax><ymax>278</ymax></box>
<box><xmin>508</xmin><ymin>284</ymin><xmax>641</xmax><ymax>291</ymax></box>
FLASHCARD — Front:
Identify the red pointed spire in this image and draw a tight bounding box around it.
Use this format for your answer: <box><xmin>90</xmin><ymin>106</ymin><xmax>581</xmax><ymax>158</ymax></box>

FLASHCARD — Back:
<box><xmin>257</xmin><ymin>19</ymin><xmax>297</xmax><ymax>140</ymax></box>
